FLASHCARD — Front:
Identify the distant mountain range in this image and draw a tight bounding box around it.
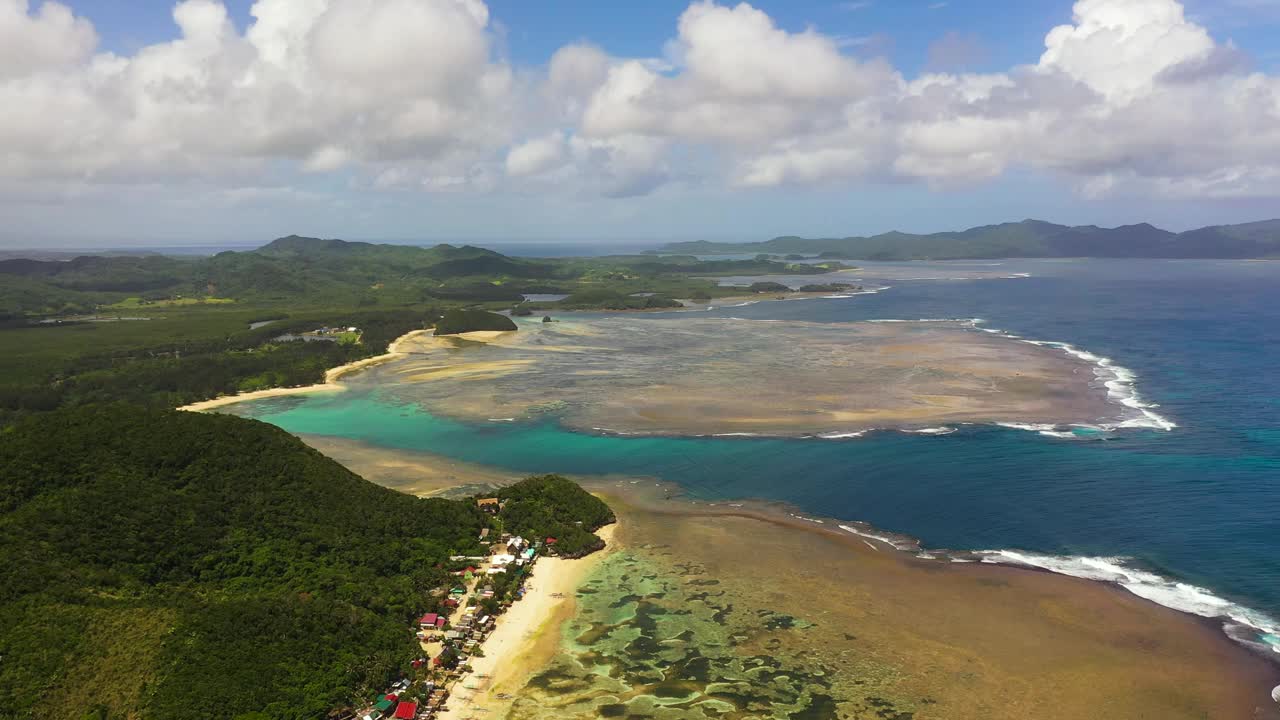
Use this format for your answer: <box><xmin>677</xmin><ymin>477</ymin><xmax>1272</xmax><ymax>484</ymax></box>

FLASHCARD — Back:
<box><xmin>659</xmin><ymin>219</ymin><xmax>1280</xmax><ymax>260</ymax></box>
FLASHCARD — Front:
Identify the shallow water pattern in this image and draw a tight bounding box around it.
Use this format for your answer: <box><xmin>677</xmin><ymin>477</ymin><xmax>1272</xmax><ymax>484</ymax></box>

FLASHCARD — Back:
<box><xmin>368</xmin><ymin>316</ymin><xmax>1111</xmax><ymax>436</ymax></box>
<box><xmin>509</xmin><ymin>548</ymin><xmax>915</xmax><ymax>720</ymax></box>
<box><xmin>231</xmin><ymin>259</ymin><xmax>1280</xmax><ymax>657</ymax></box>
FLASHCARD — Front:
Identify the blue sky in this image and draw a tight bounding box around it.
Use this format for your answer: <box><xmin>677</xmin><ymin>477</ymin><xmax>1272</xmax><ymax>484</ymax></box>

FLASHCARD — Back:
<box><xmin>79</xmin><ymin>0</ymin><xmax>1280</xmax><ymax>71</ymax></box>
<box><xmin>4</xmin><ymin>0</ymin><xmax>1280</xmax><ymax>246</ymax></box>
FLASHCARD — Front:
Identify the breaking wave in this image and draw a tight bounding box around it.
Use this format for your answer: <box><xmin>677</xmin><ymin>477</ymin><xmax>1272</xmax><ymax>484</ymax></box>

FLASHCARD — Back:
<box><xmin>827</xmin><ymin>524</ymin><xmax>1280</xmax><ymax>661</ymax></box>
<box><xmin>976</xmin><ymin>550</ymin><xmax>1280</xmax><ymax>658</ymax></box>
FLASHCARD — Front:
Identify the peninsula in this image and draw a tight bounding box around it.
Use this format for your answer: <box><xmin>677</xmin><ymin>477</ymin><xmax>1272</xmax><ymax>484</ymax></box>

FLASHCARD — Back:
<box><xmin>659</xmin><ymin>218</ymin><xmax>1280</xmax><ymax>260</ymax></box>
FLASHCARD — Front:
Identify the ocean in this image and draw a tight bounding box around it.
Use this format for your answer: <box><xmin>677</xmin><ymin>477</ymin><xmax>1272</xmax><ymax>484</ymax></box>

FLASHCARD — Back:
<box><xmin>232</xmin><ymin>258</ymin><xmax>1280</xmax><ymax>656</ymax></box>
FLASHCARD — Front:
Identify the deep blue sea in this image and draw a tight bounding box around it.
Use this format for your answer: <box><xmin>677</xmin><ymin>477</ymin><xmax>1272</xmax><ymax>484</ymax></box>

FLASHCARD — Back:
<box><xmin>237</xmin><ymin>259</ymin><xmax>1280</xmax><ymax>654</ymax></box>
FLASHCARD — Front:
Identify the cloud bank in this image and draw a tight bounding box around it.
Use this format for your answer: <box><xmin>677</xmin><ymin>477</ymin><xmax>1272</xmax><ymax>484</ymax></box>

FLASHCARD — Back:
<box><xmin>2</xmin><ymin>0</ymin><xmax>1279</xmax><ymax>201</ymax></box>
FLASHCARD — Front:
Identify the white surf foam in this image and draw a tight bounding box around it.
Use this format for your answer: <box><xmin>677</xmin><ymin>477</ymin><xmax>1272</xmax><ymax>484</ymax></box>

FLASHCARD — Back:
<box><xmin>787</xmin><ymin>512</ymin><xmax>826</xmax><ymax>524</ymax></box>
<box><xmin>817</xmin><ymin>431</ymin><xmax>867</xmax><ymax>439</ymax></box>
<box><xmin>590</xmin><ymin>426</ymin><xmax>644</xmax><ymax>436</ymax></box>
<box><xmin>1037</xmin><ymin>430</ymin><xmax>1079</xmax><ymax>439</ymax></box>
<box><xmin>837</xmin><ymin>524</ymin><xmax>916</xmax><ymax>551</ymax></box>
<box><xmin>1016</xmin><ymin>338</ymin><xmax>1176</xmax><ymax>431</ymax></box>
<box><xmin>978</xmin><ymin>550</ymin><xmax>1280</xmax><ymax>655</ymax></box>
<box><xmin>905</xmin><ymin>426</ymin><xmax>956</xmax><ymax>435</ymax></box>
<box><xmin>953</xmin><ymin>319</ymin><xmax>1177</xmax><ymax>432</ymax></box>
<box><xmin>994</xmin><ymin>422</ymin><xmax>1088</xmax><ymax>439</ymax></box>
<box><xmin>995</xmin><ymin>422</ymin><xmax>1059</xmax><ymax>433</ymax></box>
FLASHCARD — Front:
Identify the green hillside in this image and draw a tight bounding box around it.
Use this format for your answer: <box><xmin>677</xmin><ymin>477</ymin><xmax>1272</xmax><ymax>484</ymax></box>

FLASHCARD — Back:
<box><xmin>0</xmin><ymin>405</ymin><xmax>608</xmax><ymax>719</ymax></box>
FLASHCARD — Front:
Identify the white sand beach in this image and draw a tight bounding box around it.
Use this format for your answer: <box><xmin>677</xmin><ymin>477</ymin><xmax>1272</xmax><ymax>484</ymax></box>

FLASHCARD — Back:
<box><xmin>177</xmin><ymin>329</ymin><xmax>429</xmax><ymax>412</ymax></box>
<box><xmin>437</xmin><ymin>524</ymin><xmax>616</xmax><ymax>720</ymax></box>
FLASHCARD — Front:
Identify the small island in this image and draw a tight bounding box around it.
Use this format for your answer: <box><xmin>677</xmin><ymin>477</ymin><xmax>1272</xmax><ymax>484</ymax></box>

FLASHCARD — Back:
<box><xmin>434</xmin><ymin>308</ymin><xmax>518</xmax><ymax>336</ymax></box>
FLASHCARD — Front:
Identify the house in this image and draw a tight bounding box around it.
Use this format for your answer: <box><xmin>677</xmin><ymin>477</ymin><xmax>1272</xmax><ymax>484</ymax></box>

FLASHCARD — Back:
<box><xmin>373</xmin><ymin>699</ymin><xmax>395</xmax><ymax>717</ymax></box>
<box><xmin>435</xmin><ymin>616</ymin><xmax>446</xmax><ymax>628</ymax></box>
<box><xmin>476</xmin><ymin>497</ymin><xmax>500</xmax><ymax>513</ymax></box>
<box><xmin>419</xmin><ymin>613</ymin><xmax>439</xmax><ymax>628</ymax></box>
<box><xmin>393</xmin><ymin>702</ymin><xmax>417</xmax><ymax>720</ymax></box>
<box><xmin>479</xmin><ymin>527</ymin><xmax>490</xmax><ymax>540</ymax></box>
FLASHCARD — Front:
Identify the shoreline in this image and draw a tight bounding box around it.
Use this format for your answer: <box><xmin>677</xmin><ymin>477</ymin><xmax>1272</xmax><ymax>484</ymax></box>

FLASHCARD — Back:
<box><xmin>436</xmin><ymin>523</ymin><xmax>617</xmax><ymax>720</ymax></box>
<box><xmin>592</xmin><ymin>481</ymin><xmax>1280</xmax><ymax>713</ymax></box>
<box><xmin>177</xmin><ymin>329</ymin><xmax>430</xmax><ymax>412</ymax></box>
<box><xmin>612</xmin><ymin>479</ymin><xmax>1280</xmax><ymax>669</ymax></box>
<box><xmin>293</xmin><ymin>432</ymin><xmax>1280</xmax><ymax>713</ymax></box>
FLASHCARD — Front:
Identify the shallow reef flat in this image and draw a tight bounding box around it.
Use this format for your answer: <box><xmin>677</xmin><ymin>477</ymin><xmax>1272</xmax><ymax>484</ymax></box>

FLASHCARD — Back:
<box><xmin>505</xmin><ymin>488</ymin><xmax>1280</xmax><ymax>720</ymax></box>
<box><xmin>359</xmin><ymin>316</ymin><xmax>1116</xmax><ymax>437</ymax></box>
<box><xmin>298</xmin><ymin>433</ymin><xmax>525</xmax><ymax>498</ymax></box>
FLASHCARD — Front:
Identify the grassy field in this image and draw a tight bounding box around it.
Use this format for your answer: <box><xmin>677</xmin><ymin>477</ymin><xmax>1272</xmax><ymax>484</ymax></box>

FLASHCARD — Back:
<box><xmin>106</xmin><ymin>296</ymin><xmax>237</xmax><ymax>309</ymax></box>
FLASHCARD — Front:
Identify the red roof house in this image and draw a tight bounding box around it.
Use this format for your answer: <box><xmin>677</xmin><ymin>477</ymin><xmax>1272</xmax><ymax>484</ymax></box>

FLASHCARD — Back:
<box><xmin>545</xmin><ymin>537</ymin><xmax>557</xmax><ymax>545</ymax></box>
<box><xmin>435</xmin><ymin>616</ymin><xmax>446</xmax><ymax>628</ymax></box>
<box><xmin>393</xmin><ymin>702</ymin><xmax>417</xmax><ymax>719</ymax></box>
<box><xmin>419</xmin><ymin>613</ymin><xmax>438</xmax><ymax>627</ymax></box>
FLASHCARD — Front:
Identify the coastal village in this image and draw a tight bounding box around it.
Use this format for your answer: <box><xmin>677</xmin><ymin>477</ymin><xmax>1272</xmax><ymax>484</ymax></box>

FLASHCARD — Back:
<box><xmin>338</xmin><ymin>497</ymin><xmax>557</xmax><ymax>720</ymax></box>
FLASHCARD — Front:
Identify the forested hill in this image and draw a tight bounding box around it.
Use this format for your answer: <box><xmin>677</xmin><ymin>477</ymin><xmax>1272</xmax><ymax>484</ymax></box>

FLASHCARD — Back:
<box><xmin>0</xmin><ymin>234</ymin><xmax>827</xmax><ymax>317</ymax></box>
<box><xmin>0</xmin><ymin>405</ymin><xmax>605</xmax><ymax>719</ymax></box>
<box><xmin>660</xmin><ymin>218</ymin><xmax>1280</xmax><ymax>260</ymax></box>
<box><xmin>0</xmin><ymin>236</ymin><xmax>556</xmax><ymax>316</ymax></box>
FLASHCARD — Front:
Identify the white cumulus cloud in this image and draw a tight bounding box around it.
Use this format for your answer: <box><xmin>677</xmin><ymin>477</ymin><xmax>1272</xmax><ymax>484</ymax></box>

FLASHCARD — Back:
<box><xmin>559</xmin><ymin>0</ymin><xmax>1280</xmax><ymax>198</ymax></box>
<box><xmin>0</xmin><ymin>0</ymin><xmax>513</xmax><ymax>188</ymax></box>
<box><xmin>1</xmin><ymin>0</ymin><xmax>1280</xmax><ymax>205</ymax></box>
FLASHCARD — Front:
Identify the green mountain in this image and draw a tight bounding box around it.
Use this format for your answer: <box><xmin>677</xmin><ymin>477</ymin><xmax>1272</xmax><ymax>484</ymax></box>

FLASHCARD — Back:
<box><xmin>660</xmin><ymin>219</ymin><xmax>1280</xmax><ymax>260</ymax></box>
<box><xmin>0</xmin><ymin>404</ymin><xmax>608</xmax><ymax>719</ymax></box>
<box><xmin>0</xmin><ymin>237</ymin><xmax>560</xmax><ymax>314</ymax></box>
<box><xmin>0</xmin><ymin>235</ymin><xmax>841</xmax><ymax>317</ymax></box>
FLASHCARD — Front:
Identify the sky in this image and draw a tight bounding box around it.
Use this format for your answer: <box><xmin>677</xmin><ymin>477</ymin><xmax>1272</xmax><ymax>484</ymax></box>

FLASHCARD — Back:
<box><xmin>3</xmin><ymin>0</ymin><xmax>1280</xmax><ymax>247</ymax></box>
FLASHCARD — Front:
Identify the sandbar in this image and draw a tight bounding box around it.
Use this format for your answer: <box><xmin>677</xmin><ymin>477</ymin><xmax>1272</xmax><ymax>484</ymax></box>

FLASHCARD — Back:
<box><xmin>355</xmin><ymin>317</ymin><xmax>1123</xmax><ymax>436</ymax></box>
